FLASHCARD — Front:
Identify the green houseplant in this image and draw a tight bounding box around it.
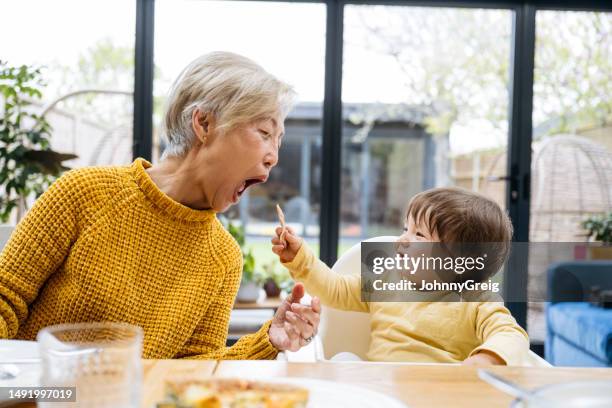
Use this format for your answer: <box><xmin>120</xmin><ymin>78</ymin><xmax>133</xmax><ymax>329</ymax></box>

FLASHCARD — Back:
<box><xmin>226</xmin><ymin>220</ymin><xmax>261</xmax><ymax>302</ymax></box>
<box><xmin>582</xmin><ymin>212</ymin><xmax>612</xmax><ymax>260</ymax></box>
<box><xmin>583</xmin><ymin>212</ymin><xmax>612</xmax><ymax>244</ymax></box>
<box><xmin>261</xmin><ymin>259</ymin><xmax>293</xmax><ymax>298</ymax></box>
<box><xmin>0</xmin><ymin>61</ymin><xmax>77</xmax><ymax>223</ymax></box>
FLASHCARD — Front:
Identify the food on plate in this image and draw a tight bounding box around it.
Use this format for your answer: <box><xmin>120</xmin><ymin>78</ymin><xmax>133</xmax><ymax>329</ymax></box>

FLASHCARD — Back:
<box><xmin>158</xmin><ymin>378</ymin><xmax>309</xmax><ymax>408</ymax></box>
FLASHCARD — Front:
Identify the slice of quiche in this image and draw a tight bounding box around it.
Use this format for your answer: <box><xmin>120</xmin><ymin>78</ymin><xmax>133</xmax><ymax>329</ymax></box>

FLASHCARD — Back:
<box><xmin>158</xmin><ymin>378</ymin><xmax>309</xmax><ymax>408</ymax></box>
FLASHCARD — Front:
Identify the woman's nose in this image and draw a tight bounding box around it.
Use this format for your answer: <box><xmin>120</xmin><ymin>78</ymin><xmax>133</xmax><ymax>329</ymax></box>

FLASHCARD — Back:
<box><xmin>264</xmin><ymin>146</ymin><xmax>279</xmax><ymax>169</ymax></box>
<box><xmin>264</xmin><ymin>152</ymin><xmax>278</xmax><ymax>169</ymax></box>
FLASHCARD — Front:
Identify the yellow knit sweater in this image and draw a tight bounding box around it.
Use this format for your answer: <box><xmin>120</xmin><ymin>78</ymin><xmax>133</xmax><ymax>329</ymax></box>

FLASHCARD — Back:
<box><xmin>0</xmin><ymin>159</ymin><xmax>278</xmax><ymax>360</ymax></box>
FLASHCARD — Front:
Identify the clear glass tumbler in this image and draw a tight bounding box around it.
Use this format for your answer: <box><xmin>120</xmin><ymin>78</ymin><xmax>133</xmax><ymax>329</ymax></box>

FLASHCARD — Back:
<box><xmin>37</xmin><ymin>322</ymin><xmax>143</xmax><ymax>408</ymax></box>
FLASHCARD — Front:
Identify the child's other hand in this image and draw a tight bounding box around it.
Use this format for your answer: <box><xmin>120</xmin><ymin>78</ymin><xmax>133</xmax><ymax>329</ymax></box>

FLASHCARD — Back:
<box><xmin>271</xmin><ymin>226</ymin><xmax>302</xmax><ymax>263</ymax></box>
<box><xmin>462</xmin><ymin>350</ymin><xmax>506</xmax><ymax>366</ymax></box>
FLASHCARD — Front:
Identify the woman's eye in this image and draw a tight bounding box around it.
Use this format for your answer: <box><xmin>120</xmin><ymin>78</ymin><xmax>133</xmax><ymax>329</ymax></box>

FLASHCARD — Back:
<box><xmin>416</xmin><ymin>231</ymin><xmax>425</xmax><ymax>238</ymax></box>
<box><xmin>259</xmin><ymin>130</ymin><xmax>271</xmax><ymax>139</ymax></box>
<box><xmin>402</xmin><ymin>227</ymin><xmax>408</xmax><ymax>232</ymax></box>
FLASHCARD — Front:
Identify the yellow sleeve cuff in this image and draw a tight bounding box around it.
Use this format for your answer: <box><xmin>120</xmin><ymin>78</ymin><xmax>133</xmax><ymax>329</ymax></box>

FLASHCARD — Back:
<box><xmin>282</xmin><ymin>242</ymin><xmax>316</xmax><ymax>280</ymax></box>
<box><xmin>469</xmin><ymin>332</ymin><xmax>529</xmax><ymax>366</ymax></box>
<box><xmin>245</xmin><ymin>319</ymin><xmax>279</xmax><ymax>360</ymax></box>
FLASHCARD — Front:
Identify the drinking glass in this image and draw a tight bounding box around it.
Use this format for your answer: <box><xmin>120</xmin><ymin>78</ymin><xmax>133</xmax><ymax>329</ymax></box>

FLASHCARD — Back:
<box><xmin>37</xmin><ymin>322</ymin><xmax>143</xmax><ymax>408</ymax></box>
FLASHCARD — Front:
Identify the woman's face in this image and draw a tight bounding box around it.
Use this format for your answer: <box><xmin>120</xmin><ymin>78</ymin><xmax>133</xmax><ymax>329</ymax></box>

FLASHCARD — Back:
<box><xmin>196</xmin><ymin>113</ymin><xmax>284</xmax><ymax>212</ymax></box>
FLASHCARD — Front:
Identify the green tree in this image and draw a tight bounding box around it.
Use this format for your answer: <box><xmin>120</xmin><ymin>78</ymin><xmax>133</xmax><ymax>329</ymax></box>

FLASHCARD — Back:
<box><xmin>348</xmin><ymin>7</ymin><xmax>511</xmax><ymax>136</ymax></box>
<box><xmin>54</xmin><ymin>38</ymin><xmax>135</xmax><ymax>127</ymax></box>
<box><xmin>534</xmin><ymin>12</ymin><xmax>612</xmax><ymax>135</ymax></box>
<box><xmin>53</xmin><ymin>38</ymin><xmax>167</xmax><ymax>157</ymax></box>
<box><xmin>350</xmin><ymin>7</ymin><xmax>611</xmax><ymax>138</ymax></box>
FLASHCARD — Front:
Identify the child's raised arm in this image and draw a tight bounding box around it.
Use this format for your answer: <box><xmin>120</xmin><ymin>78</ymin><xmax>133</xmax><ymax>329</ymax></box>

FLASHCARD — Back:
<box><xmin>271</xmin><ymin>227</ymin><xmax>368</xmax><ymax>313</ymax></box>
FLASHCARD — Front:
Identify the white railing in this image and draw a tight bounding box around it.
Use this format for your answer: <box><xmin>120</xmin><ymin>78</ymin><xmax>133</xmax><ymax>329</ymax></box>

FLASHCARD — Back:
<box><xmin>40</xmin><ymin>90</ymin><xmax>133</xmax><ymax>167</ymax></box>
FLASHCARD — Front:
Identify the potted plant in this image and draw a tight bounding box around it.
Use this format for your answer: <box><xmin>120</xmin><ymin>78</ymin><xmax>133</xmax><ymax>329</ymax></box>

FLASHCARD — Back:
<box><xmin>226</xmin><ymin>221</ymin><xmax>262</xmax><ymax>303</ymax></box>
<box><xmin>261</xmin><ymin>259</ymin><xmax>290</xmax><ymax>298</ymax></box>
<box><xmin>237</xmin><ymin>249</ymin><xmax>261</xmax><ymax>303</ymax></box>
<box><xmin>582</xmin><ymin>212</ymin><xmax>612</xmax><ymax>260</ymax></box>
<box><xmin>0</xmin><ymin>61</ymin><xmax>77</xmax><ymax>224</ymax></box>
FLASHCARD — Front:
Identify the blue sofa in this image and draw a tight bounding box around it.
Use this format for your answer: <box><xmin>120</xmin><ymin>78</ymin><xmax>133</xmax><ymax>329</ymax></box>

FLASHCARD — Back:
<box><xmin>546</xmin><ymin>261</ymin><xmax>612</xmax><ymax>367</ymax></box>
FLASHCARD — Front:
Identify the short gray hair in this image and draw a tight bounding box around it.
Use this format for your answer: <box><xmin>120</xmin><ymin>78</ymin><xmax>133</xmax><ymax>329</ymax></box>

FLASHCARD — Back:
<box><xmin>161</xmin><ymin>51</ymin><xmax>297</xmax><ymax>158</ymax></box>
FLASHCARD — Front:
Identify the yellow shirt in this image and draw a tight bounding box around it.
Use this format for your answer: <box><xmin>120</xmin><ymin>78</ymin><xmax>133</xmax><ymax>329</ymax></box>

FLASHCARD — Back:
<box><xmin>0</xmin><ymin>159</ymin><xmax>278</xmax><ymax>360</ymax></box>
<box><xmin>284</xmin><ymin>243</ymin><xmax>529</xmax><ymax>365</ymax></box>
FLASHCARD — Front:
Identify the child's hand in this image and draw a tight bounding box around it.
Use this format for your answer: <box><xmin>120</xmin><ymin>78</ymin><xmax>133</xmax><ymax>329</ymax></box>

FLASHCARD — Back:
<box><xmin>462</xmin><ymin>350</ymin><xmax>506</xmax><ymax>366</ymax></box>
<box><xmin>271</xmin><ymin>225</ymin><xmax>303</xmax><ymax>263</ymax></box>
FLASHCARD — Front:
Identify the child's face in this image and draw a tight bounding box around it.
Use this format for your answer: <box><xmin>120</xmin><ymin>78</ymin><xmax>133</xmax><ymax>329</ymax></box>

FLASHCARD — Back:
<box><xmin>396</xmin><ymin>213</ymin><xmax>440</xmax><ymax>282</ymax></box>
<box><xmin>398</xmin><ymin>213</ymin><xmax>440</xmax><ymax>243</ymax></box>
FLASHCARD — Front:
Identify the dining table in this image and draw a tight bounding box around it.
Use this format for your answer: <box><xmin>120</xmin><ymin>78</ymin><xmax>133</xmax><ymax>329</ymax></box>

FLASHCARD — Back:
<box><xmin>142</xmin><ymin>359</ymin><xmax>612</xmax><ymax>408</ymax></box>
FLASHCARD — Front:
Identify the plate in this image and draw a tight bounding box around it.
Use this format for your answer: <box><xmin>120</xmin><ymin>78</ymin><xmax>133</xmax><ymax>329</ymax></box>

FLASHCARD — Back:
<box><xmin>216</xmin><ymin>377</ymin><xmax>408</xmax><ymax>408</ymax></box>
<box><xmin>0</xmin><ymin>340</ymin><xmax>40</xmax><ymax>387</ymax></box>
<box><xmin>508</xmin><ymin>380</ymin><xmax>612</xmax><ymax>408</ymax></box>
<box><xmin>0</xmin><ymin>339</ymin><xmax>39</xmax><ymax>362</ymax></box>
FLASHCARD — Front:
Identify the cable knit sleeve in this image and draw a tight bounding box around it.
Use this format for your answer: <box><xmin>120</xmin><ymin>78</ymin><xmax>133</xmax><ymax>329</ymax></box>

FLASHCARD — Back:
<box><xmin>175</xmin><ymin>249</ymin><xmax>279</xmax><ymax>360</ymax></box>
<box><xmin>0</xmin><ymin>171</ymin><xmax>80</xmax><ymax>338</ymax></box>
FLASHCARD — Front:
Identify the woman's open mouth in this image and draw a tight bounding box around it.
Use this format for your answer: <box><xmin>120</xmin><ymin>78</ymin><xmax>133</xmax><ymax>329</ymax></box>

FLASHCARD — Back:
<box><xmin>232</xmin><ymin>176</ymin><xmax>268</xmax><ymax>203</ymax></box>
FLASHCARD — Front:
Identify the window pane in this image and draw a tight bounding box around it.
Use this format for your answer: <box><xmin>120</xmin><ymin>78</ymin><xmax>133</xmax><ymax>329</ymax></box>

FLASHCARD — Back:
<box><xmin>154</xmin><ymin>1</ymin><xmax>326</xmax><ymax>270</ymax></box>
<box><xmin>341</xmin><ymin>6</ymin><xmax>513</xmax><ymax>254</ymax></box>
<box><xmin>1</xmin><ymin>0</ymin><xmax>135</xmax><ymax>168</ymax></box>
<box><xmin>528</xmin><ymin>10</ymin><xmax>612</xmax><ymax>342</ymax></box>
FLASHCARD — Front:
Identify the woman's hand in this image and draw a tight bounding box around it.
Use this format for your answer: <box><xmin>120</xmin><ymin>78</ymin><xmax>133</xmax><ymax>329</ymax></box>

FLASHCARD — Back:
<box><xmin>462</xmin><ymin>350</ymin><xmax>506</xmax><ymax>366</ymax></box>
<box><xmin>271</xmin><ymin>226</ymin><xmax>302</xmax><ymax>263</ymax></box>
<box><xmin>268</xmin><ymin>283</ymin><xmax>321</xmax><ymax>352</ymax></box>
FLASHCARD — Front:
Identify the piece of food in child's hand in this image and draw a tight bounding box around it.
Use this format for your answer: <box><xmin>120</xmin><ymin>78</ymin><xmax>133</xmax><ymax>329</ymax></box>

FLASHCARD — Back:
<box><xmin>276</xmin><ymin>203</ymin><xmax>287</xmax><ymax>246</ymax></box>
<box><xmin>160</xmin><ymin>378</ymin><xmax>309</xmax><ymax>408</ymax></box>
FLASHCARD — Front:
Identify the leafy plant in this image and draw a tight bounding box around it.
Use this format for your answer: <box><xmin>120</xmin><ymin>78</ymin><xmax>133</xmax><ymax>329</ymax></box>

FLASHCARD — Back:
<box><xmin>261</xmin><ymin>259</ymin><xmax>293</xmax><ymax>292</ymax></box>
<box><xmin>0</xmin><ymin>61</ymin><xmax>77</xmax><ymax>223</ymax></box>
<box><xmin>226</xmin><ymin>220</ymin><xmax>260</xmax><ymax>283</ymax></box>
<box><xmin>582</xmin><ymin>212</ymin><xmax>612</xmax><ymax>244</ymax></box>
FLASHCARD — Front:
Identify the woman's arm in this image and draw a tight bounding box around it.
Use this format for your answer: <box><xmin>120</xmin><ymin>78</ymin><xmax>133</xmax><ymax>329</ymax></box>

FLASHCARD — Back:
<box><xmin>0</xmin><ymin>171</ymin><xmax>80</xmax><ymax>338</ymax></box>
<box><xmin>175</xmin><ymin>257</ymin><xmax>279</xmax><ymax>360</ymax></box>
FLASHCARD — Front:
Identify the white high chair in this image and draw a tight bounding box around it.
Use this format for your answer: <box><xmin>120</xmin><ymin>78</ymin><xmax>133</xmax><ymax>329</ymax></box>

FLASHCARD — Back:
<box><xmin>314</xmin><ymin>236</ymin><xmax>551</xmax><ymax>367</ymax></box>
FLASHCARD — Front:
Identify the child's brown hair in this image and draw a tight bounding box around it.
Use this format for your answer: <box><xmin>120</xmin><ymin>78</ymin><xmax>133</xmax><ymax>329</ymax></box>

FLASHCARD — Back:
<box><xmin>407</xmin><ymin>187</ymin><xmax>513</xmax><ymax>281</ymax></box>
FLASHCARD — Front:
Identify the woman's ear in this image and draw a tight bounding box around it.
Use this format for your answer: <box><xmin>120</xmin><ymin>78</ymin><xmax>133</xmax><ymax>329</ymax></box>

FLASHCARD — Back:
<box><xmin>192</xmin><ymin>109</ymin><xmax>211</xmax><ymax>145</ymax></box>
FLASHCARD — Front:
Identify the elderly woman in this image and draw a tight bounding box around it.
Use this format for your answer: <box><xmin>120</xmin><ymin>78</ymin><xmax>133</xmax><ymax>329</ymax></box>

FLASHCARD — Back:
<box><xmin>0</xmin><ymin>52</ymin><xmax>320</xmax><ymax>359</ymax></box>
